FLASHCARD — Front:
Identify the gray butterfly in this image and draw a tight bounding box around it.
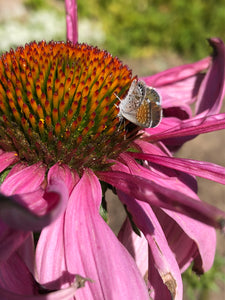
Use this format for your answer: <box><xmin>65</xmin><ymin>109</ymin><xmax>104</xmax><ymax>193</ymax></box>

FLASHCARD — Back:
<box><xmin>116</xmin><ymin>79</ymin><xmax>162</xmax><ymax>128</ymax></box>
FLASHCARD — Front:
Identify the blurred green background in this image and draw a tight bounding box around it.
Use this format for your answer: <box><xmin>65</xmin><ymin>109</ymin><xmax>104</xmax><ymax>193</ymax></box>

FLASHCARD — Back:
<box><xmin>76</xmin><ymin>0</ymin><xmax>225</xmax><ymax>60</ymax></box>
<box><xmin>1</xmin><ymin>0</ymin><xmax>225</xmax><ymax>61</ymax></box>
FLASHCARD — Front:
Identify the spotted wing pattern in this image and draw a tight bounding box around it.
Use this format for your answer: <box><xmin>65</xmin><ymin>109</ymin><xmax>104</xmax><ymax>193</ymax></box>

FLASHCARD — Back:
<box><xmin>119</xmin><ymin>80</ymin><xmax>145</xmax><ymax>113</ymax></box>
<box><xmin>117</xmin><ymin>80</ymin><xmax>162</xmax><ymax>128</ymax></box>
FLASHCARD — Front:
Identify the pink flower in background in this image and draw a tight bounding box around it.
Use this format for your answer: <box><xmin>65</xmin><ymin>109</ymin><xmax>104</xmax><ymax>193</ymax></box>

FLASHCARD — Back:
<box><xmin>0</xmin><ymin>1</ymin><xmax>224</xmax><ymax>299</ymax></box>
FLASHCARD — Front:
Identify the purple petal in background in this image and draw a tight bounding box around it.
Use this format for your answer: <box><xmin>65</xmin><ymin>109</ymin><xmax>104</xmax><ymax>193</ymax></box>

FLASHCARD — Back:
<box><xmin>65</xmin><ymin>0</ymin><xmax>78</xmax><ymax>44</ymax></box>
<box><xmin>141</xmin><ymin>57</ymin><xmax>210</xmax><ymax>106</ymax></box>
<box><xmin>195</xmin><ymin>38</ymin><xmax>225</xmax><ymax>115</ymax></box>
<box><xmin>153</xmin><ymin>207</ymin><xmax>216</xmax><ymax>274</ymax></box>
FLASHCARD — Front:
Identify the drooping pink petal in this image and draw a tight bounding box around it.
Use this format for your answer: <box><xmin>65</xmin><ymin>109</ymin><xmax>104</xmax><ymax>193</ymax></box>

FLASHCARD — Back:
<box><xmin>148</xmin><ymin>249</ymin><xmax>176</xmax><ymax>300</ymax></box>
<box><xmin>0</xmin><ymin>151</ymin><xmax>19</xmax><ymax>173</ymax></box>
<box><xmin>141</xmin><ymin>57</ymin><xmax>210</xmax><ymax>106</ymax></box>
<box><xmin>36</xmin><ymin>164</ymin><xmax>80</xmax><ymax>290</ymax></box>
<box><xmin>37</xmin><ymin>169</ymin><xmax>149</xmax><ymax>299</ymax></box>
<box><xmin>133</xmin><ymin>139</ymin><xmax>198</xmax><ymax>193</ymax></box>
<box><xmin>118</xmin><ymin>218</ymin><xmax>148</xmax><ymax>278</ymax></box>
<box><xmin>148</xmin><ymin>112</ymin><xmax>225</xmax><ymax>144</ymax></box>
<box><xmin>0</xmin><ymin>252</ymin><xmax>36</xmax><ymax>295</ymax></box>
<box><xmin>144</xmin><ymin>117</ymin><xmax>182</xmax><ymax>137</ymax></box>
<box><xmin>65</xmin><ymin>0</ymin><xmax>78</xmax><ymax>44</ymax></box>
<box><xmin>0</xmin><ymin>251</ymin><xmax>87</xmax><ymax>299</ymax></box>
<box><xmin>17</xmin><ymin>234</ymin><xmax>35</xmax><ymax>274</ymax></box>
<box><xmin>0</xmin><ymin>283</ymin><xmax>85</xmax><ymax>300</ymax></box>
<box><xmin>35</xmin><ymin>211</ymin><xmax>70</xmax><ymax>289</ymax></box>
<box><xmin>97</xmin><ymin>167</ymin><xmax>225</xmax><ymax>231</ymax></box>
<box><xmin>65</xmin><ymin>169</ymin><xmax>149</xmax><ymax>299</ymax></box>
<box><xmin>134</xmin><ymin>139</ymin><xmax>171</xmax><ymax>156</ymax></box>
<box><xmin>0</xmin><ymin>163</ymin><xmax>70</xmax><ymax>231</ymax></box>
<box><xmin>118</xmin><ymin>191</ymin><xmax>183</xmax><ymax>300</ymax></box>
<box><xmin>128</xmin><ymin>152</ymin><xmax>225</xmax><ymax>185</ymax></box>
<box><xmin>0</xmin><ymin>220</ymin><xmax>30</xmax><ymax>262</ymax></box>
<box><xmin>142</xmin><ymin>57</ymin><xmax>209</xmax><ymax>92</ymax></box>
<box><xmin>142</xmin><ymin>38</ymin><xmax>225</xmax><ymax>119</ymax></box>
<box><xmin>120</xmin><ymin>150</ymin><xmax>217</xmax><ymax>274</ymax></box>
<box><xmin>153</xmin><ymin>207</ymin><xmax>216</xmax><ymax>274</ymax></box>
<box><xmin>0</xmin><ymin>178</ymin><xmax>69</xmax><ymax>231</ymax></box>
<box><xmin>36</xmin><ymin>164</ymin><xmax>79</xmax><ymax>283</ymax></box>
<box><xmin>195</xmin><ymin>38</ymin><xmax>225</xmax><ymax>116</ymax></box>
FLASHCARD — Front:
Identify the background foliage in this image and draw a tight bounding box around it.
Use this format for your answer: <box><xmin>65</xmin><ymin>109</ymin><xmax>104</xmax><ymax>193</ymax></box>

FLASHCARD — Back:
<box><xmin>3</xmin><ymin>0</ymin><xmax>225</xmax><ymax>60</ymax></box>
<box><xmin>182</xmin><ymin>255</ymin><xmax>225</xmax><ymax>300</ymax></box>
<box><xmin>76</xmin><ymin>0</ymin><xmax>225</xmax><ymax>59</ymax></box>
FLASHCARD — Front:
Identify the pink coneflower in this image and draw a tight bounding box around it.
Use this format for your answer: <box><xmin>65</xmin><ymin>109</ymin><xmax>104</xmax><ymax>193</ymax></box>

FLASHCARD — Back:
<box><xmin>0</xmin><ymin>1</ymin><xmax>224</xmax><ymax>299</ymax></box>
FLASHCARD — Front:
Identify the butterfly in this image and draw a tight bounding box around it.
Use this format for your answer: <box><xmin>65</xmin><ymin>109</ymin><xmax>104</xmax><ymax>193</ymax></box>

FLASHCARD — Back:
<box><xmin>116</xmin><ymin>79</ymin><xmax>162</xmax><ymax>128</ymax></box>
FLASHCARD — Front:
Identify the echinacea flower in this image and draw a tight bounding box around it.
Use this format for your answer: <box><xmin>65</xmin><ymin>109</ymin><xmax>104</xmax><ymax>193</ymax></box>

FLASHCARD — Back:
<box><xmin>0</xmin><ymin>1</ymin><xmax>224</xmax><ymax>299</ymax></box>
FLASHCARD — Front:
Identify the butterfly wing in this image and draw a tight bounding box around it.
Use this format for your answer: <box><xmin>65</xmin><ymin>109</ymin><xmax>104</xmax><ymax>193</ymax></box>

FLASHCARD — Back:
<box><xmin>145</xmin><ymin>86</ymin><xmax>161</xmax><ymax>105</ymax></box>
<box><xmin>120</xmin><ymin>80</ymin><xmax>145</xmax><ymax>111</ymax></box>
<box><xmin>118</xmin><ymin>80</ymin><xmax>162</xmax><ymax>128</ymax></box>
<box><xmin>144</xmin><ymin>86</ymin><xmax>162</xmax><ymax>127</ymax></box>
<box><xmin>135</xmin><ymin>98</ymin><xmax>152</xmax><ymax>127</ymax></box>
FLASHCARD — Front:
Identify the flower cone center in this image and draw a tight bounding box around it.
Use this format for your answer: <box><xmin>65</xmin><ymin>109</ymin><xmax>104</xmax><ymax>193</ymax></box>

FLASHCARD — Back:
<box><xmin>0</xmin><ymin>41</ymin><xmax>137</xmax><ymax>171</ymax></box>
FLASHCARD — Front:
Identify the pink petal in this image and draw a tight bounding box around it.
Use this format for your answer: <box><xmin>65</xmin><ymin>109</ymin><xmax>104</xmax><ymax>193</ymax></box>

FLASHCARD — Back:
<box><xmin>36</xmin><ymin>165</ymin><xmax>80</xmax><ymax>289</ymax></box>
<box><xmin>148</xmin><ymin>251</ymin><xmax>176</xmax><ymax>300</ymax></box>
<box><xmin>129</xmin><ymin>152</ymin><xmax>225</xmax><ymax>184</ymax></box>
<box><xmin>37</xmin><ymin>169</ymin><xmax>149</xmax><ymax>299</ymax></box>
<box><xmin>0</xmin><ymin>220</ymin><xmax>30</xmax><ymax>262</ymax></box>
<box><xmin>142</xmin><ymin>57</ymin><xmax>209</xmax><ymax>89</ymax></box>
<box><xmin>0</xmin><ymin>179</ymin><xmax>69</xmax><ymax>231</ymax></box>
<box><xmin>17</xmin><ymin>234</ymin><xmax>35</xmax><ymax>274</ymax></box>
<box><xmin>47</xmin><ymin>163</ymin><xmax>79</xmax><ymax>195</ymax></box>
<box><xmin>0</xmin><ymin>163</ymin><xmax>46</xmax><ymax>195</ymax></box>
<box><xmin>65</xmin><ymin>169</ymin><xmax>149</xmax><ymax>299</ymax></box>
<box><xmin>118</xmin><ymin>218</ymin><xmax>148</xmax><ymax>278</ymax></box>
<box><xmin>153</xmin><ymin>207</ymin><xmax>216</xmax><ymax>274</ymax></box>
<box><xmin>0</xmin><ymin>151</ymin><xmax>19</xmax><ymax>173</ymax></box>
<box><xmin>0</xmin><ymin>251</ymin><xmax>87</xmax><ymax>299</ymax></box>
<box><xmin>0</xmin><ymin>252</ymin><xmax>36</xmax><ymax>295</ymax></box>
<box><xmin>0</xmin><ymin>283</ymin><xmax>84</xmax><ymax>300</ymax></box>
<box><xmin>36</xmin><ymin>213</ymin><xmax>69</xmax><ymax>289</ymax></box>
<box><xmin>118</xmin><ymin>191</ymin><xmax>183</xmax><ymax>300</ymax></box>
<box><xmin>97</xmin><ymin>167</ymin><xmax>225</xmax><ymax>230</ymax></box>
<box><xmin>133</xmin><ymin>140</ymin><xmax>198</xmax><ymax>193</ymax></box>
<box><xmin>142</xmin><ymin>38</ymin><xmax>225</xmax><ymax>119</ymax></box>
<box><xmin>195</xmin><ymin>38</ymin><xmax>225</xmax><ymax>116</ymax></box>
<box><xmin>144</xmin><ymin>117</ymin><xmax>182</xmax><ymax>137</ymax></box>
<box><xmin>4</xmin><ymin>163</ymin><xmax>30</xmax><ymax>178</ymax></box>
<box><xmin>148</xmin><ymin>112</ymin><xmax>225</xmax><ymax>143</ymax></box>
<box><xmin>141</xmin><ymin>57</ymin><xmax>210</xmax><ymax>106</ymax></box>
<box><xmin>119</xmin><ymin>151</ymin><xmax>217</xmax><ymax>273</ymax></box>
<box><xmin>65</xmin><ymin>0</ymin><xmax>78</xmax><ymax>44</ymax></box>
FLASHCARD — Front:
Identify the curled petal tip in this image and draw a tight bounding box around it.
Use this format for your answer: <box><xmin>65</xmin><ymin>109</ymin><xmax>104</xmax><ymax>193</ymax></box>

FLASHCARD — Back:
<box><xmin>0</xmin><ymin>178</ymin><xmax>69</xmax><ymax>231</ymax></box>
<box><xmin>208</xmin><ymin>37</ymin><xmax>224</xmax><ymax>53</ymax></box>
